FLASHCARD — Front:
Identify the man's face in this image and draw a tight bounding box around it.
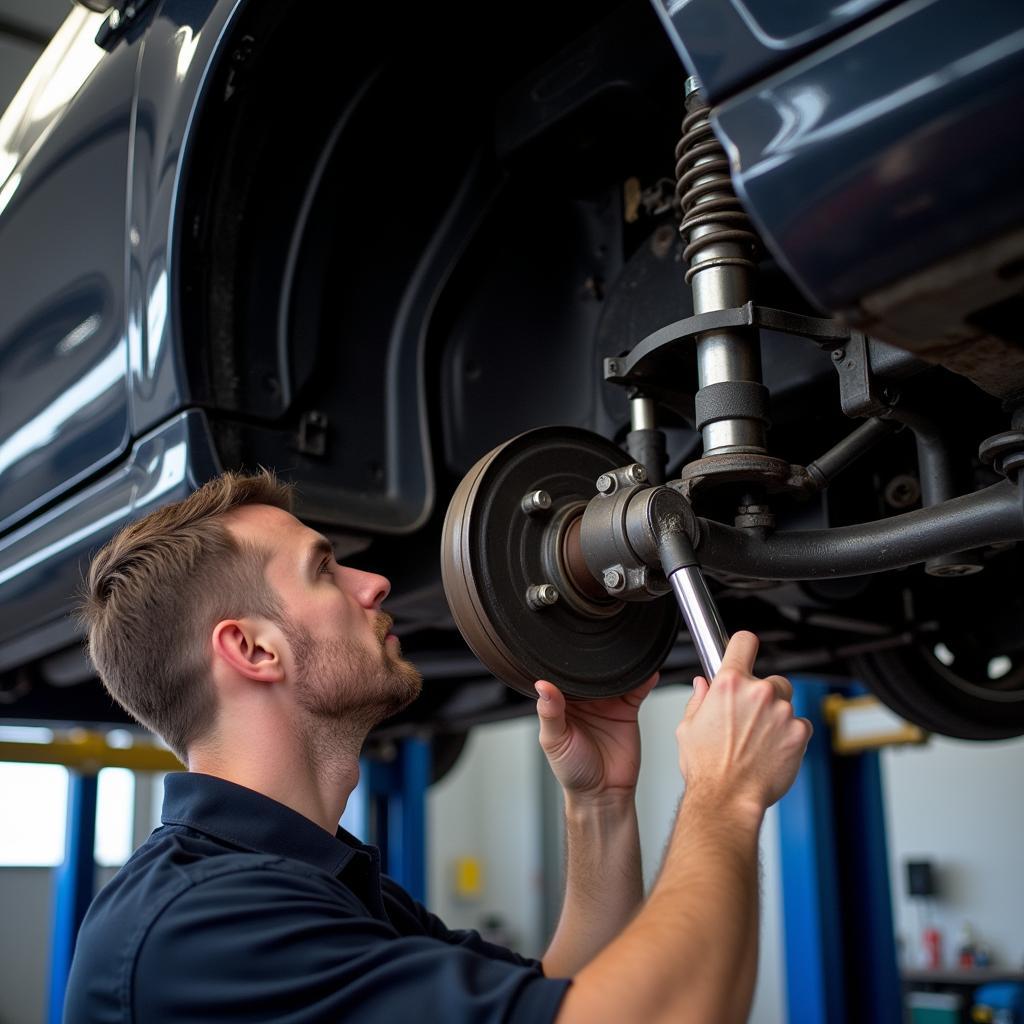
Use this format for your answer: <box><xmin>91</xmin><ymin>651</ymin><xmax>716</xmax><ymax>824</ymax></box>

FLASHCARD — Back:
<box><xmin>225</xmin><ymin>505</ymin><xmax>422</xmax><ymax>728</ymax></box>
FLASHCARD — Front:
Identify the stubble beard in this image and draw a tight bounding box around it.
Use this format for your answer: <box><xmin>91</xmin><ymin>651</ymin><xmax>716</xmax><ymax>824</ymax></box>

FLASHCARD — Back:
<box><xmin>287</xmin><ymin>617</ymin><xmax>423</xmax><ymax>740</ymax></box>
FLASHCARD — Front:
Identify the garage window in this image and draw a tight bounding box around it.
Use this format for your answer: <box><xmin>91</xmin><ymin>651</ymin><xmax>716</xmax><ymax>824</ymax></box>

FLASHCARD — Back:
<box><xmin>0</xmin><ymin>727</ymin><xmax>135</xmax><ymax>868</ymax></box>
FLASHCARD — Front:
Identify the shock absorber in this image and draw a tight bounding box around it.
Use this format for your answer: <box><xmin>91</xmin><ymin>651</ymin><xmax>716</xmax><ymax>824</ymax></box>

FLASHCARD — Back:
<box><xmin>676</xmin><ymin>77</ymin><xmax>769</xmax><ymax>458</ymax></box>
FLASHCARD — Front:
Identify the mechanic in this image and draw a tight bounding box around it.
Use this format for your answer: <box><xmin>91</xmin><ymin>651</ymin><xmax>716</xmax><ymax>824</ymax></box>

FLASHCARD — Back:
<box><xmin>63</xmin><ymin>470</ymin><xmax>811</xmax><ymax>1023</ymax></box>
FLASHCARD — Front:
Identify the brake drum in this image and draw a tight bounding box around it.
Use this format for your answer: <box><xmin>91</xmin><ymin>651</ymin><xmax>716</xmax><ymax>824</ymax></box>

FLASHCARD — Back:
<box><xmin>441</xmin><ymin>426</ymin><xmax>679</xmax><ymax>699</ymax></box>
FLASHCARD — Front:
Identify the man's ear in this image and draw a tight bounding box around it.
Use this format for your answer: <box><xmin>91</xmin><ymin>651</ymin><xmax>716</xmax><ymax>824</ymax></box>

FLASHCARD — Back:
<box><xmin>211</xmin><ymin>619</ymin><xmax>285</xmax><ymax>684</ymax></box>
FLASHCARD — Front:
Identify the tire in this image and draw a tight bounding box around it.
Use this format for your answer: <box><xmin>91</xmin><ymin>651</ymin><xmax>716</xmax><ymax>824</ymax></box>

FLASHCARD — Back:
<box><xmin>851</xmin><ymin>641</ymin><xmax>1024</xmax><ymax>741</ymax></box>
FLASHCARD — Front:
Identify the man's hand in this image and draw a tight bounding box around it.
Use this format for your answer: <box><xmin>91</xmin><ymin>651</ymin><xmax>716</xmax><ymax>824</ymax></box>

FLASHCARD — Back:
<box><xmin>536</xmin><ymin>674</ymin><xmax>657</xmax><ymax>977</ymax></box>
<box><xmin>534</xmin><ymin>674</ymin><xmax>659</xmax><ymax>803</ymax></box>
<box><xmin>553</xmin><ymin>631</ymin><xmax>810</xmax><ymax>1024</ymax></box>
<box><xmin>676</xmin><ymin>630</ymin><xmax>811</xmax><ymax>816</ymax></box>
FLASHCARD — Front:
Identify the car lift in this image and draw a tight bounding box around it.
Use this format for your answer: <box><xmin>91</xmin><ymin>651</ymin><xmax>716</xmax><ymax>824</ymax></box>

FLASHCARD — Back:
<box><xmin>2</xmin><ymin>683</ymin><xmax>916</xmax><ymax>1023</ymax></box>
<box><xmin>777</xmin><ymin>680</ymin><xmax>922</xmax><ymax>1023</ymax></box>
<box><xmin>344</xmin><ymin>736</ymin><xmax>431</xmax><ymax>903</ymax></box>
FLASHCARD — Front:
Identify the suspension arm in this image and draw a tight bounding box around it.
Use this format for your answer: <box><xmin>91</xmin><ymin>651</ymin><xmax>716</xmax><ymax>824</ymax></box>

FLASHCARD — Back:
<box><xmin>695</xmin><ymin>480</ymin><xmax>1023</xmax><ymax>580</ymax></box>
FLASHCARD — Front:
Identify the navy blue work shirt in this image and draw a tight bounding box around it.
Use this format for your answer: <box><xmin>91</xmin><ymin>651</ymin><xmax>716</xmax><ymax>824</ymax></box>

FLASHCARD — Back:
<box><xmin>63</xmin><ymin>772</ymin><xmax>570</xmax><ymax>1023</ymax></box>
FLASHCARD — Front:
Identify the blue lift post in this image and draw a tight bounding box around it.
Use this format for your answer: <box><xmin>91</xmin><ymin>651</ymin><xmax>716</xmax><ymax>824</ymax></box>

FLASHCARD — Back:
<box><xmin>778</xmin><ymin>678</ymin><xmax>902</xmax><ymax>1024</ymax></box>
<box><xmin>354</xmin><ymin>736</ymin><xmax>431</xmax><ymax>903</ymax></box>
<box><xmin>48</xmin><ymin>771</ymin><xmax>98</xmax><ymax>1024</ymax></box>
<box><xmin>0</xmin><ymin>730</ymin><xmax>177</xmax><ymax>1023</ymax></box>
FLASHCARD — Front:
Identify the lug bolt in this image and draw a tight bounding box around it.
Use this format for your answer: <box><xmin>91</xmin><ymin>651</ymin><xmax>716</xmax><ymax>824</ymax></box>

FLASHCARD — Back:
<box><xmin>520</xmin><ymin>489</ymin><xmax>552</xmax><ymax>515</ymax></box>
<box><xmin>526</xmin><ymin>584</ymin><xmax>560</xmax><ymax>610</ymax></box>
<box><xmin>603</xmin><ymin>568</ymin><xmax>624</xmax><ymax>591</ymax></box>
<box><xmin>596</xmin><ymin>474</ymin><xmax>614</xmax><ymax>494</ymax></box>
<box><xmin>627</xmin><ymin>463</ymin><xmax>647</xmax><ymax>484</ymax></box>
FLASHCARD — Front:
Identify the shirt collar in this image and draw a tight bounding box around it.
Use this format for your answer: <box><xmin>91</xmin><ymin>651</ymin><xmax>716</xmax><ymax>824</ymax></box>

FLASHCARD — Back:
<box><xmin>160</xmin><ymin>771</ymin><xmax>371</xmax><ymax>877</ymax></box>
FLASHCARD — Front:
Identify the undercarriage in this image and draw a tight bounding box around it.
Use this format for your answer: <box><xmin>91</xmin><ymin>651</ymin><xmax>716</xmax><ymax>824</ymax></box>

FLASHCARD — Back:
<box><xmin>434</xmin><ymin>79</ymin><xmax>1024</xmax><ymax>743</ymax></box>
<box><xmin>8</xmin><ymin>0</ymin><xmax>1017</xmax><ymax>745</ymax></box>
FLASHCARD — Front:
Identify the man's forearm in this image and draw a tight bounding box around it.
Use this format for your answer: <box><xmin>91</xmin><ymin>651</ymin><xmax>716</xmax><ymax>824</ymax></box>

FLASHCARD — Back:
<box><xmin>557</xmin><ymin>790</ymin><xmax>763</xmax><ymax>1024</ymax></box>
<box><xmin>542</xmin><ymin>794</ymin><xmax>643</xmax><ymax>978</ymax></box>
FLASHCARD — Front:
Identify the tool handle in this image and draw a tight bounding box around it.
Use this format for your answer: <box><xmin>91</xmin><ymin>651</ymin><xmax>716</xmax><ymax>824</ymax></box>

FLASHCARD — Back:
<box><xmin>668</xmin><ymin>565</ymin><xmax>729</xmax><ymax>681</ymax></box>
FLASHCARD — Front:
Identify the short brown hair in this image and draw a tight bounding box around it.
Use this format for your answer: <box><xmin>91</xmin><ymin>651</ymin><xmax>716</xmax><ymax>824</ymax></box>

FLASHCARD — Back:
<box><xmin>80</xmin><ymin>470</ymin><xmax>294</xmax><ymax>763</ymax></box>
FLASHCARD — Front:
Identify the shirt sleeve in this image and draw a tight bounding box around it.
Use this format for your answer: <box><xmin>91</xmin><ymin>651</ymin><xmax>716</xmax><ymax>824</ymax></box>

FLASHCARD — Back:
<box><xmin>133</xmin><ymin>865</ymin><xmax>570</xmax><ymax>1024</ymax></box>
<box><xmin>380</xmin><ymin>874</ymin><xmax>546</xmax><ymax>970</ymax></box>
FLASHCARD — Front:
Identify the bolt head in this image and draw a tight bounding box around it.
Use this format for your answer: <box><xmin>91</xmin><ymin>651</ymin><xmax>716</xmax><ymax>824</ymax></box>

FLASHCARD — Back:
<box><xmin>596</xmin><ymin>474</ymin><xmax>614</xmax><ymax>494</ymax></box>
<box><xmin>603</xmin><ymin>568</ymin><xmax>624</xmax><ymax>591</ymax></box>
<box><xmin>521</xmin><ymin>489</ymin><xmax>552</xmax><ymax>514</ymax></box>
<box><xmin>831</xmin><ymin>348</ymin><xmax>845</xmax><ymax>362</ymax></box>
<box><xmin>884</xmin><ymin>474</ymin><xmax>920</xmax><ymax>509</ymax></box>
<box><xmin>628</xmin><ymin>463</ymin><xmax>647</xmax><ymax>484</ymax></box>
<box><xmin>526</xmin><ymin>583</ymin><xmax>560</xmax><ymax>609</ymax></box>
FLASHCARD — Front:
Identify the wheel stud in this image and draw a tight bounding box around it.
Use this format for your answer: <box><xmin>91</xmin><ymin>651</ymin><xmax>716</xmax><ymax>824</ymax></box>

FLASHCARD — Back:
<box><xmin>526</xmin><ymin>583</ymin><xmax>560</xmax><ymax>609</ymax></box>
<box><xmin>520</xmin><ymin>490</ymin><xmax>552</xmax><ymax>514</ymax></box>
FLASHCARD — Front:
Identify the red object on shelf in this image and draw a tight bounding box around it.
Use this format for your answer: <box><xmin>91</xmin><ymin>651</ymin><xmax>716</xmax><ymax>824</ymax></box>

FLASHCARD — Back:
<box><xmin>923</xmin><ymin>927</ymin><xmax>942</xmax><ymax>968</ymax></box>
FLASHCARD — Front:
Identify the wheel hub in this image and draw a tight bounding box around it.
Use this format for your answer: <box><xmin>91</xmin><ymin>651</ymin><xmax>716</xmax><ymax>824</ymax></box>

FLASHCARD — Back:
<box><xmin>441</xmin><ymin>427</ymin><xmax>680</xmax><ymax>699</ymax></box>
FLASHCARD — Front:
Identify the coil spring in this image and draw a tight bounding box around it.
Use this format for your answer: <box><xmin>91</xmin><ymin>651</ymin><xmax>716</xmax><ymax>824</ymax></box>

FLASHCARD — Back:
<box><xmin>675</xmin><ymin>102</ymin><xmax>760</xmax><ymax>284</ymax></box>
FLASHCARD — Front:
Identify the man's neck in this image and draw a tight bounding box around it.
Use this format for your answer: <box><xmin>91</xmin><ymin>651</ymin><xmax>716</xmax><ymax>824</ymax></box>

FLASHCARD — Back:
<box><xmin>188</xmin><ymin>717</ymin><xmax>366</xmax><ymax>835</ymax></box>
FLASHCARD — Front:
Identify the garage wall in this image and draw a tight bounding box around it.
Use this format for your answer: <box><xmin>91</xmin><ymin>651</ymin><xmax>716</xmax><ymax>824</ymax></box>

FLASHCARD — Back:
<box><xmin>427</xmin><ymin>717</ymin><xmax>547</xmax><ymax>957</ymax></box>
<box><xmin>0</xmin><ymin>867</ymin><xmax>56</xmax><ymax>1024</ymax></box>
<box><xmin>0</xmin><ymin>865</ymin><xmax>120</xmax><ymax>1024</ymax></box>
<box><xmin>882</xmin><ymin>734</ymin><xmax>1024</xmax><ymax>969</ymax></box>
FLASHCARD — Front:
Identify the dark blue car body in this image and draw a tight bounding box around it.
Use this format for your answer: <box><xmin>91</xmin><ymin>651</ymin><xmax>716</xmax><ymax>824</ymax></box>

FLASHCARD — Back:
<box><xmin>1</xmin><ymin>0</ymin><xmax>1021</xmax><ymax>735</ymax></box>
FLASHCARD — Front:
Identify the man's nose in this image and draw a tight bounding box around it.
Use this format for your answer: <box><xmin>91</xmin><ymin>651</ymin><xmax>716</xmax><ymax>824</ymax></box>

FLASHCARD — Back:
<box><xmin>344</xmin><ymin>568</ymin><xmax>391</xmax><ymax>610</ymax></box>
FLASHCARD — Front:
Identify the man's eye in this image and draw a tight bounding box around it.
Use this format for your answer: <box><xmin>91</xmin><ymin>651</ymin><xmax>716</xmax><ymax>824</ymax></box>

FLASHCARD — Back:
<box><xmin>319</xmin><ymin>558</ymin><xmax>333</xmax><ymax>575</ymax></box>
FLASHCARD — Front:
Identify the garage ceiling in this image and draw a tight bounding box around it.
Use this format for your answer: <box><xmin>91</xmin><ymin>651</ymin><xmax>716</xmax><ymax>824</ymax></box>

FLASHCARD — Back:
<box><xmin>0</xmin><ymin>0</ymin><xmax>74</xmax><ymax>117</ymax></box>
